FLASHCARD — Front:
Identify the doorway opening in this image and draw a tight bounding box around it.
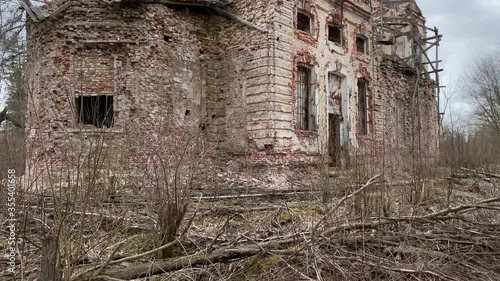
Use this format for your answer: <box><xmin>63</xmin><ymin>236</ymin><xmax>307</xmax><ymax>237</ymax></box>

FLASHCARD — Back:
<box><xmin>328</xmin><ymin>113</ymin><xmax>341</xmax><ymax>167</ymax></box>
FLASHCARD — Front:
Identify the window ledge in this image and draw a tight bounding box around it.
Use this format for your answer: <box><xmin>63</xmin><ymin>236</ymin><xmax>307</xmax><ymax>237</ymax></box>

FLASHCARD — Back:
<box><xmin>354</xmin><ymin>52</ymin><xmax>370</xmax><ymax>63</ymax></box>
<box><xmin>356</xmin><ymin>134</ymin><xmax>372</xmax><ymax>140</ymax></box>
<box><xmin>295</xmin><ymin>129</ymin><xmax>319</xmax><ymax>137</ymax></box>
<box><xmin>296</xmin><ymin>31</ymin><xmax>317</xmax><ymax>44</ymax></box>
<box><xmin>329</xmin><ymin>43</ymin><xmax>345</xmax><ymax>55</ymax></box>
<box><xmin>66</xmin><ymin>128</ymin><xmax>125</xmax><ymax>134</ymax></box>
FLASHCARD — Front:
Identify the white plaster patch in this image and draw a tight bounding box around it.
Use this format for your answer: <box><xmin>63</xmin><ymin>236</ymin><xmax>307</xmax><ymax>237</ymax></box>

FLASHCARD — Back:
<box><xmin>329</xmin><ymin>43</ymin><xmax>344</xmax><ymax>55</ymax></box>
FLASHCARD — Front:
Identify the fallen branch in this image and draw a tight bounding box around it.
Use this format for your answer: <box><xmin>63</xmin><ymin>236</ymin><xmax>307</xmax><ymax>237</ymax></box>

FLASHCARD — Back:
<box><xmin>312</xmin><ymin>174</ymin><xmax>380</xmax><ymax>234</ymax></box>
<box><xmin>461</xmin><ymin>167</ymin><xmax>500</xmax><ymax>179</ymax></box>
<box><xmin>71</xmin><ymin>190</ymin><xmax>500</xmax><ymax>281</ymax></box>
<box><xmin>92</xmin><ymin>247</ymin><xmax>261</xmax><ymax>280</ymax></box>
<box><xmin>71</xmin><ymin>239</ymin><xmax>179</xmax><ymax>280</ymax></box>
<box><xmin>91</xmin><ymin>242</ymin><xmax>125</xmax><ymax>278</ymax></box>
<box><xmin>322</xmin><ymin>197</ymin><xmax>500</xmax><ymax>236</ymax></box>
<box><xmin>77</xmin><ymin>236</ymin><xmax>303</xmax><ymax>281</ymax></box>
<box><xmin>72</xmin><ymin>205</ymin><xmax>200</xmax><ymax>280</ymax></box>
<box><xmin>331</xmin><ymin>255</ymin><xmax>448</xmax><ymax>280</ymax></box>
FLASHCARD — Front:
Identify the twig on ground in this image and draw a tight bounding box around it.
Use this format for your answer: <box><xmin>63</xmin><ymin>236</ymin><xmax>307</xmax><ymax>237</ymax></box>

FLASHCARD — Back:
<box><xmin>312</xmin><ymin>174</ymin><xmax>381</xmax><ymax>234</ymax></box>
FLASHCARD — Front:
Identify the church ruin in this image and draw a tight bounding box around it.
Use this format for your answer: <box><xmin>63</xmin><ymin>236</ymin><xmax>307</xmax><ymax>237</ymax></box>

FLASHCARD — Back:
<box><xmin>25</xmin><ymin>0</ymin><xmax>442</xmax><ymax>179</ymax></box>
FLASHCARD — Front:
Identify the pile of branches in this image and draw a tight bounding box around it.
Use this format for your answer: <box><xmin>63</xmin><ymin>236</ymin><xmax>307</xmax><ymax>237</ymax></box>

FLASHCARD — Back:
<box><xmin>72</xmin><ymin>175</ymin><xmax>500</xmax><ymax>281</ymax></box>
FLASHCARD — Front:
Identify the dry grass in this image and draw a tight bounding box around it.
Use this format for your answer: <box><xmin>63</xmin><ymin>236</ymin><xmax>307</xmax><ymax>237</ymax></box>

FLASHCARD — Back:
<box><xmin>2</xmin><ymin>167</ymin><xmax>500</xmax><ymax>281</ymax></box>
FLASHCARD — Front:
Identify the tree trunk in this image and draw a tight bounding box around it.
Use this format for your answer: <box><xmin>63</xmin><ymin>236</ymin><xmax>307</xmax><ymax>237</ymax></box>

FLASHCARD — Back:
<box><xmin>41</xmin><ymin>234</ymin><xmax>61</xmax><ymax>281</ymax></box>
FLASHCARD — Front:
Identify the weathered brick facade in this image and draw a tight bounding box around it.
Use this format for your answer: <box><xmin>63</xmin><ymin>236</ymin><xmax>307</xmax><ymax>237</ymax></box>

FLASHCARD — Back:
<box><xmin>26</xmin><ymin>0</ymin><xmax>439</xmax><ymax>179</ymax></box>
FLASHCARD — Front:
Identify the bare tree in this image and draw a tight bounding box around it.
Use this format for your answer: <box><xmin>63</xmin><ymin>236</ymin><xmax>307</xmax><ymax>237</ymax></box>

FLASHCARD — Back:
<box><xmin>0</xmin><ymin>0</ymin><xmax>26</xmax><ymax>129</ymax></box>
<box><xmin>0</xmin><ymin>1</ymin><xmax>26</xmax><ymax>183</ymax></box>
<box><xmin>466</xmin><ymin>51</ymin><xmax>500</xmax><ymax>141</ymax></box>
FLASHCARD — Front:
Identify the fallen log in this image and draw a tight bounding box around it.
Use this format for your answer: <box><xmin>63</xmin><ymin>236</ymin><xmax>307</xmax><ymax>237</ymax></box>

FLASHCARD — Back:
<box><xmin>75</xmin><ymin>236</ymin><xmax>303</xmax><ymax>281</ymax></box>
<box><xmin>93</xmin><ymin>247</ymin><xmax>263</xmax><ymax>280</ymax></box>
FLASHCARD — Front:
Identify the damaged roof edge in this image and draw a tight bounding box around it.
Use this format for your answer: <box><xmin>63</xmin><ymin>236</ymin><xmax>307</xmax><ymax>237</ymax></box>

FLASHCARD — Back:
<box><xmin>26</xmin><ymin>0</ymin><xmax>267</xmax><ymax>33</ymax></box>
<box><xmin>120</xmin><ymin>0</ymin><xmax>234</xmax><ymax>6</ymax></box>
<box><xmin>122</xmin><ymin>0</ymin><xmax>268</xmax><ymax>32</ymax></box>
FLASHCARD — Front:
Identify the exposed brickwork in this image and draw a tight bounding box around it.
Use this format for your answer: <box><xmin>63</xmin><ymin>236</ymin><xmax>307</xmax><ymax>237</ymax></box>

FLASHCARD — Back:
<box><xmin>26</xmin><ymin>0</ymin><xmax>439</xmax><ymax>180</ymax></box>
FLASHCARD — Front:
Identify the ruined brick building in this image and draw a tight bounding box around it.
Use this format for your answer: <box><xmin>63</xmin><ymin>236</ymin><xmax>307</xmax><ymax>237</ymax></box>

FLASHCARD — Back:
<box><xmin>25</xmin><ymin>0</ymin><xmax>441</xmax><ymax>179</ymax></box>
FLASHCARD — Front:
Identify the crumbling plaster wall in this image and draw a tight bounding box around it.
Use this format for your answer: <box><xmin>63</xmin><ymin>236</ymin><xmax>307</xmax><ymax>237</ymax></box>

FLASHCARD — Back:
<box><xmin>26</xmin><ymin>0</ymin><xmax>439</xmax><ymax>179</ymax></box>
<box><xmin>258</xmin><ymin>0</ymin><xmax>439</xmax><ymax>173</ymax></box>
<box><xmin>260</xmin><ymin>0</ymin><xmax>376</xmax><ymax>162</ymax></box>
<box><xmin>378</xmin><ymin>61</ymin><xmax>439</xmax><ymax>175</ymax></box>
<box><xmin>375</xmin><ymin>1</ymin><xmax>428</xmax><ymax>65</ymax></box>
<box><xmin>208</xmin><ymin>0</ymin><xmax>273</xmax><ymax>155</ymax></box>
<box><xmin>26</xmin><ymin>1</ymin><xmax>157</xmax><ymax>175</ymax></box>
<box><xmin>26</xmin><ymin>0</ymin><xmax>274</xmax><ymax>175</ymax></box>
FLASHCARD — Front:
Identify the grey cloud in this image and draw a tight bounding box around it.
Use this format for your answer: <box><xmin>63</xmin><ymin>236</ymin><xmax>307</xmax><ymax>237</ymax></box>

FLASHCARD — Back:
<box><xmin>417</xmin><ymin>0</ymin><xmax>500</xmax><ymax>123</ymax></box>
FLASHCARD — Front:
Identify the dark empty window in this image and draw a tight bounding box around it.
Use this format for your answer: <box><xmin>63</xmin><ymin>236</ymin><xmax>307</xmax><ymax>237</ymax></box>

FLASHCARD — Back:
<box><xmin>297</xmin><ymin>11</ymin><xmax>312</xmax><ymax>34</ymax></box>
<box><xmin>76</xmin><ymin>95</ymin><xmax>114</xmax><ymax>128</ymax></box>
<box><xmin>296</xmin><ymin>64</ymin><xmax>315</xmax><ymax>131</ymax></box>
<box><xmin>357</xmin><ymin>79</ymin><xmax>368</xmax><ymax>135</ymax></box>
<box><xmin>356</xmin><ymin>36</ymin><xmax>367</xmax><ymax>54</ymax></box>
<box><xmin>328</xmin><ymin>25</ymin><xmax>342</xmax><ymax>44</ymax></box>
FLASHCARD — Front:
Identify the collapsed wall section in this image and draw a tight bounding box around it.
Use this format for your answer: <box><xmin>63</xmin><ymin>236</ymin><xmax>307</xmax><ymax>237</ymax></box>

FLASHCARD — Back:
<box><xmin>375</xmin><ymin>60</ymin><xmax>439</xmax><ymax>176</ymax></box>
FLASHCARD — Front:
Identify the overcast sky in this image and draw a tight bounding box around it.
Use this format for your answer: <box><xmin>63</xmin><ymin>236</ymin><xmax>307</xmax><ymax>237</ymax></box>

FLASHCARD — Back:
<box><xmin>418</xmin><ymin>0</ymin><xmax>500</xmax><ymax>124</ymax></box>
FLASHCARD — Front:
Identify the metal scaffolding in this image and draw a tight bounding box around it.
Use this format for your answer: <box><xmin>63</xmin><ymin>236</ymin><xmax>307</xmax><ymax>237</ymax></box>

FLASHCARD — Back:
<box><xmin>377</xmin><ymin>0</ymin><xmax>443</xmax><ymax>125</ymax></box>
<box><xmin>377</xmin><ymin>0</ymin><xmax>444</xmax><ymax>187</ymax></box>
